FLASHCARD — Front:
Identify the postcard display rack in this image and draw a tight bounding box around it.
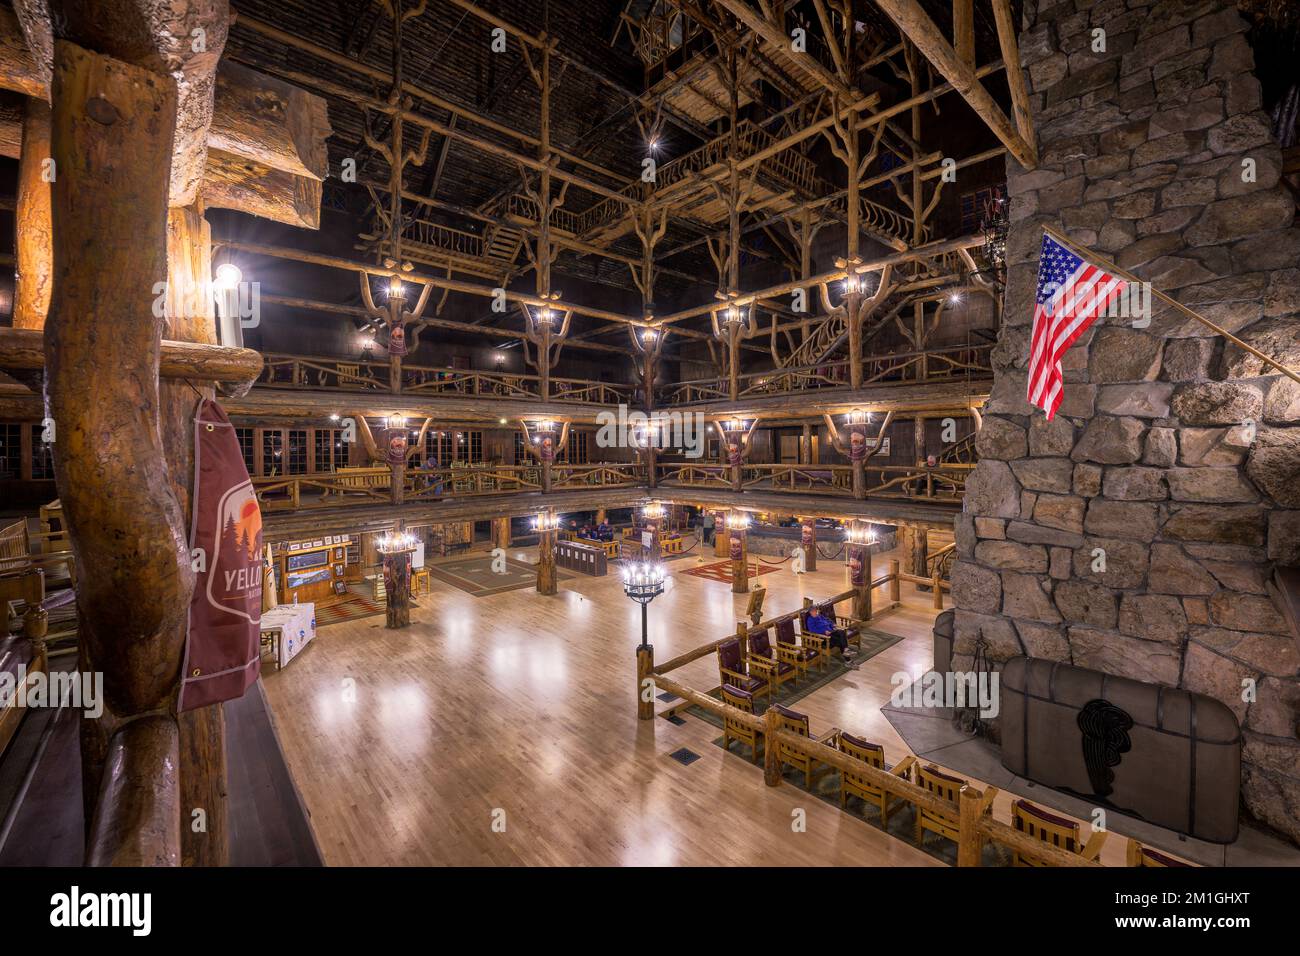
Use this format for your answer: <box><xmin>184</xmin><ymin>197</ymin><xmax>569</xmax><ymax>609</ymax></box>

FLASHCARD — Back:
<box><xmin>277</xmin><ymin>535</ymin><xmax>352</xmax><ymax>604</ymax></box>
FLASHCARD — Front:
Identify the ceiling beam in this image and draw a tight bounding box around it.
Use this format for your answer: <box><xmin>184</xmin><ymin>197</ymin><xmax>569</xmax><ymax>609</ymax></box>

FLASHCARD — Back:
<box><xmin>873</xmin><ymin>0</ymin><xmax>1038</xmax><ymax>168</ymax></box>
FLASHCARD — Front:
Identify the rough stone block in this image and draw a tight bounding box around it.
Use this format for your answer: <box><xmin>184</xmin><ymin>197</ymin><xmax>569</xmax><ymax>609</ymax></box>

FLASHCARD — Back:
<box><xmin>1160</xmin><ymin>337</ymin><xmax>1216</xmax><ymax>382</ymax></box>
<box><xmin>976</xmin><ymin>540</ymin><xmax>1050</xmax><ymax>573</ymax></box>
<box><xmin>1170</xmin><ymin>382</ymin><xmax>1263</xmax><ymax>426</ymax></box>
<box><xmin>1246</xmin><ymin>427</ymin><xmax>1300</xmax><ymax>507</ymax></box>
<box><xmin>1102</xmin><ymin>466</ymin><xmax>1168</xmax><ymax>499</ymax></box>
<box><xmin>1162</xmin><ymin>503</ymin><xmax>1267</xmax><ymax>546</ymax></box>
<box><xmin>1084</xmin><ymin>498</ymin><xmax>1160</xmax><ymax>538</ymax></box>
<box><xmin>1073</xmin><ymin>462</ymin><xmax>1103</xmax><ymax>496</ymax></box>
<box><xmin>976</xmin><ymin>416</ymin><xmax>1029</xmax><ymax>460</ymax></box>
<box><xmin>950</xmin><ymin>560</ymin><xmax>1002</xmax><ymax>616</ymax></box>
<box><xmin>1096</xmin><ymin>382</ymin><xmax>1173</xmax><ymax>418</ymax></box>
<box><xmin>1142</xmin><ymin>427</ymin><xmax>1177</xmax><ymax>466</ymax></box>
<box><xmin>1072</xmin><ymin>536</ymin><xmax>1150</xmax><ymax>588</ymax></box>
<box><xmin>1088</xmin><ymin>327</ymin><xmax>1163</xmax><ymax>382</ymax></box>
<box><xmin>964</xmin><ymin>460</ymin><xmax>1022</xmax><ymax>518</ymax></box>
<box><xmin>1178</xmin><ymin>425</ymin><xmax>1251</xmax><ymax>466</ymax></box>
<box><xmin>1166</xmin><ymin>466</ymin><xmax>1258</xmax><ymax>502</ymax></box>
<box><xmin>1070</xmin><ymin>626</ymin><xmax>1182</xmax><ymax>685</ymax></box>
<box><xmin>1148</xmin><ymin>542</ymin><xmax>1219</xmax><ymax>595</ymax></box>
<box><xmin>1118</xmin><ymin>594</ymin><xmax>1189</xmax><ymax>644</ymax></box>
<box><xmin>1001</xmin><ymin>571</ymin><xmax>1063</xmax><ymax>623</ymax></box>
<box><xmin>1072</xmin><ymin>415</ymin><xmax>1146</xmax><ymax>463</ymax></box>
<box><xmin>1054</xmin><ymin>578</ymin><xmax>1119</xmax><ymax>628</ymax></box>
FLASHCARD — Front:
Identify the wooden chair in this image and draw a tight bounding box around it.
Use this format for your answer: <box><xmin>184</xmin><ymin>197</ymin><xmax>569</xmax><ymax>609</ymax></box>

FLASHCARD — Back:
<box><xmin>744</xmin><ymin>628</ymin><xmax>794</xmax><ymax>696</ymax></box>
<box><xmin>772</xmin><ymin>704</ymin><xmax>839</xmax><ymax>789</ymax></box>
<box><xmin>914</xmin><ymin>764</ymin><xmax>997</xmax><ymax>851</ymax></box>
<box><xmin>805</xmin><ymin>600</ymin><xmax>861</xmax><ymax>654</ymax></box>
<box><xmin>1011</xmin><ymin>799</ymin><xmax>1107</xmax><ymax>866</ymax></box>
<box><xmin>774</xmin><ymin>617</ymin><xmax>821</xmax><ymax>679</ymax></box>
<box><xmin>837</xmin><ymin>733</ymin><xmax>915</xmax><ymax>827</ymax></box>
<box><xmin>717</xmin><ymin>638</ymin><xmax>770</xmax><ymax>705</ymax></box>
<box><xmin>721</xmin><ymin>685</ymin><xmax>762</xmax><ymax>763</ymax></box>
<box><xmin>1126</xmin><ymin>837</ymin><xmax>1193</xmax><ymax>867</ymax></box>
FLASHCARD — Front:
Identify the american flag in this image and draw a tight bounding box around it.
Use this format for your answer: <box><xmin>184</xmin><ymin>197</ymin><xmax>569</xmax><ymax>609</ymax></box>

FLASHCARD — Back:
<box><xmin>1028</xmin><ymin>233</ymin><xmax>1126</xmax><ymax>419</ymax></box>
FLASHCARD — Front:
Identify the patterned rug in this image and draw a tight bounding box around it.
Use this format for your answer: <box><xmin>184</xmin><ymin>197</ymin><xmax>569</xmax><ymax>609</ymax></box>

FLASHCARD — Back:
<box><xmin>426</xmin><ymin>555</ymin><xmax>567</xmax><ymax>597</ymax></box>
<box><xmin>680</xmin><ymin>559</ymin><xmax>781</xmax><ymax>583</ymax></box>
<box><xmin>313</xmin><ymin>589</ymin><xmax>384</xmax><ymax>628</ymax></box>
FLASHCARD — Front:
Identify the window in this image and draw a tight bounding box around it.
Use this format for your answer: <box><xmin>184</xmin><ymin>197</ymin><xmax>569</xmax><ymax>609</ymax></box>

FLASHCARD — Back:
<box><xmin>560</xmin><ymin>431</ymin><xmax>589</xmax><ymax>464</ymax></box>
<box><xmin>960</xmin><ymin>183</ymin><xmax>1008</xmax><ymax>234</ymax></box>
<box><xmin>286</xmin><ymin>430</ymin><xmax>308</xmax><ymax>475</ymax></box>
<box><xmin>442</xmin><ymin>430</ymin><xmax>482</xmax><ymax>464</ymax></box>
<box><xmin>0</xmin><ymin>424</ymin><xmax>21</xmax><ymax>479</ymax></box>
<box><xmin>236</xmin><ymin>427</ymin><xmax>255</xmax><ymax>475</ymax></box>
<box><xmin>262</xmin><ymin>430</ymin><xmax>284</xmax><ymax>477</ymax></box>
<box><xmin>512</xmin><ymin>432</ymin><xmax>527</xmax><ymax>465</ymax></box>
<box><xmin>314</xmin><ymin>429</ymin><xmax>340</xmax><ymax>472</ymax></box>
<box><xmin>30</xmin><ymin>425</ymin><xmax>54</xmax><ymax>479</ymax></box>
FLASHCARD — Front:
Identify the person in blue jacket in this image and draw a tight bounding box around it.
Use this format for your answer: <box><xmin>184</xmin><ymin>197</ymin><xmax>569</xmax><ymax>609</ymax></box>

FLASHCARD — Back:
<box><xmin>804</xmin><ymin>605</ymin><xmax>852</xmax><ymax>657</ymax></box>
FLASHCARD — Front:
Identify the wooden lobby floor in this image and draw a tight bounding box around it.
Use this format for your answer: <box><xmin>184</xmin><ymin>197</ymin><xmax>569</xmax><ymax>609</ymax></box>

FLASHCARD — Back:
<box><xmin>261</xmin><ymin>544</ymin><xmax>948</xmax><ymax>866</ymax></box>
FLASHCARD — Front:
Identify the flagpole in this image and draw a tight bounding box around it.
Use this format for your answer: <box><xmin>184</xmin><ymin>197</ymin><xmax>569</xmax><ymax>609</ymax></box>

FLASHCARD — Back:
<box><xmin>1042</xmin><ymin>224</ymin><xmax>1300</xmax><ymax>386</ymax></box>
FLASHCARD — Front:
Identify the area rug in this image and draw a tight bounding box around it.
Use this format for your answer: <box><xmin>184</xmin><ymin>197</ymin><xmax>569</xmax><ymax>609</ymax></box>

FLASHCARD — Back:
<box><xmin>313</xmin><ymin>589</ymin><xmax>384</xmax><ymax>628</ymax></box>
<box><xmin>426</xmin><ymin>555</ymin><xmax>567</xmax><ymax>597</ymax></box>
<box><xmin>680</xmin><ymin>559</ymin><xmax>781</xmax><ymax>583</ymax></box>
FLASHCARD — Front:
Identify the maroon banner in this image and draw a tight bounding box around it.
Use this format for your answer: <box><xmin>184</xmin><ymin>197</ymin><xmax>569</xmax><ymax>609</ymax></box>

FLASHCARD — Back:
<box><xmin>726</xmin><ymin>439</ymin><xmax>743</xmax><ymax>467</ymax></box>
<box><xmin>382</xmin><ymin>427</ymin><xmax>409</xmax><ymax>465</ymax></box>
<box><xmin>180</xmin><ymin>399</ymin><xmax>262</xmax><ymax>712</ymax></box>
<box><xmin>538</xmin><ymin>432</ymin><xmax>556</xmax><ymax>462</ymax></box>
<box><xmin>800</xmin><ymin>523</ymin><xmax>813</xmax><ymax>549</ymax></box>
<box><xmin>729</xmin><ymin>534</ymin><xmax>742</xmax><ymax>562</ymax></box>
<box><xmin>387</xmin><ymin>321</ymin><xmax>408</xmax><ymax>356</ymax></box>
<box><xmin>847</xmin><ymin>423</ymin><xmax>868</xmax><ymax>461</ymax></box>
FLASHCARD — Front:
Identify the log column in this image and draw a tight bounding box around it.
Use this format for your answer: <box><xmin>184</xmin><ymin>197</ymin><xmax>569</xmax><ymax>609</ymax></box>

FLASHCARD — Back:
<box><xmin>714</xmin><ymin>509</ymin><xmax>730</xmax><ymax>558</ymax></box>
<box><xmin>847</xmin><ymin>526</ymin><xmax>873</xmax><ymax>621</ymax></box>
<box><xmin>729</xmin><ymin>521</ymin><xmax>749</xmax><ymax>594</ymax></box>
<box><xmin>636</xmin><ymin>644</ymin><xmax>654</xmax><ymax>721</ymax></box>
<box><xmin>536</xmin><ymin>512</ymin><xmax>558</xmax><ymax>595</ymax></box>
<box><xmin>14</xmin><ymin>96</ymin><xmax>52</xmax><ymax>331</ymax></box>
<box><xmin>491</xmin><ymin>516</ymin><xmax>511</xmax><ymax>551</ymax></box>
<box><xmin>381</xmin><ymin>541</ymin><xmax>413</xmax><ymax>629</ymax></box>
<box><xmin>800</xmin><ymin>518</ymin><xmax>818</xmax><ymax>572</ymax></box>
<box><xmin>47</xmin><ymin>40</ymin><xmax>190</xmax><ymax>865</ymax></box>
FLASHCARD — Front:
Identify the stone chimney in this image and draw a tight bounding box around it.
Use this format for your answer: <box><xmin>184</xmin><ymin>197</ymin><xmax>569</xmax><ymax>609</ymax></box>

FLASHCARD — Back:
<box><xmin>950</xmin><ymin>0</ymin><xmax>1300</xmax><ymax>844</ymax></box>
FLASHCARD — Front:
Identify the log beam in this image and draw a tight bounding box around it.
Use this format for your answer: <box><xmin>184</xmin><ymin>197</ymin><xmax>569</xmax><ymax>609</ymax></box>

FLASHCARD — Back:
<box><xmin>0</xmin><ymin>328</ymin><xmax>263</xmax><ymax>383</ymax></box>
<box><xmin>874</xmin><ymin>0</ymin><xmax>1038</xmax><ymax>168</ymax></box>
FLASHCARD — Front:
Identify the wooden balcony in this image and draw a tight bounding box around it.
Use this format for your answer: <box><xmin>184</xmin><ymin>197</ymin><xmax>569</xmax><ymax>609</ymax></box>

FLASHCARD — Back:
<box><xmin>257</xmin><ymin>354</ymin><xmax>635</xmax><ymax>406</ymax></box>
<box><xmin>655</xmin><ymin>461</ymin><xmax>973</xmax><ymax>504</ymax></box>
<box><xmin>657</xmin><ymin>342</ymin><xmax>994</xmax><ymax>408</ymax></box>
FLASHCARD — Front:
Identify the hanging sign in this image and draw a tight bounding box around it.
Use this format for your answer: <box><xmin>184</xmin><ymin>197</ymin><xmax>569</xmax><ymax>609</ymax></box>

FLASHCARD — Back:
<box><xmin>180</xmin><ymin>400</ymin><xmax>262</xmax><ymax>712</ymax></box>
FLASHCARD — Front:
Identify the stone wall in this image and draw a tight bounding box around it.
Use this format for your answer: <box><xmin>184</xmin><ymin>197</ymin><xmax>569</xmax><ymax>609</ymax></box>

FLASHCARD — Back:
<box><xmin>950</xmin><ymin>0</ymin><xmax>1300</xmax><ymax>843</ymax></box>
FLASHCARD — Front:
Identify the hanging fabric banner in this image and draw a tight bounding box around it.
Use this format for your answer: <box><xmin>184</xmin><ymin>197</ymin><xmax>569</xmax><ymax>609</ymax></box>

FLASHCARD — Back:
<box><xmin>180</xmin><ymin>399</ymin><xmax>262</xmax><ymax>712</ymax></box>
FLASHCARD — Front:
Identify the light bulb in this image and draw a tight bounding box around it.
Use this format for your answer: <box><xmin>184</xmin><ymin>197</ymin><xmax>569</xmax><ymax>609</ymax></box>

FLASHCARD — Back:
<box><xmin>213</xmin><ymin>263</ymin><xmax>242</xmax><ymax>290</ymax></box>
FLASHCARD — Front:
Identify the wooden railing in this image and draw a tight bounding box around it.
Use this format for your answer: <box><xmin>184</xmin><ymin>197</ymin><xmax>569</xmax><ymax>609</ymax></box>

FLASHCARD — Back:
<box><xmin>257</xmin><ymin>353</ymin><xmax>634</xmax><ymax>404</ymax></box>
<box><xmin>252</xmin><ymin>462</ymin><xmax>644</xmax><ymax>511</ymax></box>
<box><xmin>655</xmin><ymin>461</ymin><xmax>971</xmax><ymax>503</ymax></box>
<box><xmin>658</xmin><ymin>343</ymin><xmax>992</xmax><ymax>406</ymax></box>
<box><xmin>639</xmin><ymin>596</ymin><xmax>1104</xmax><ymax>869</ymax></box>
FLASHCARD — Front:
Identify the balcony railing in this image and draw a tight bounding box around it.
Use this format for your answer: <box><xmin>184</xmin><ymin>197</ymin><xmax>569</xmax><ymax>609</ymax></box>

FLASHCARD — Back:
<box><xmin>655</xmin><ymin>462</ymin><xmax>972</xmax><ymax>503</ymax></box>
<box><xmin>257</xmin><ymin>354</ymin><xmax>635</xmax><ymax>405</ymax></box>
<box><xmin>656</xmin><ymin>343</ymin><xmax>993</xmax><ymax>407</ymax></box>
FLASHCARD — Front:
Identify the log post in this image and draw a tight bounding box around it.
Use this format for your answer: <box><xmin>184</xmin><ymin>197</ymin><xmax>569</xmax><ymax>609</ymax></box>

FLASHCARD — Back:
<box><xmin>730</xmin><ymin>525</ymin><xmax>748</xmax><ymax>594</ymax></box>
<box><xmin>736</xmin><ymin>620</ymin><xmax>749</xmax><ymax>657</ymax></box>
<box><xmin>890</xmin><ymin>558</ymin><xmax>901</xmax><ymax>604</ymax></box>
<box><xmin>714</xmin><ymin>510</ymin><xmax>729</xmax><ymax>558</ymax></box>
<box><xmin>636</xmin><ymin>644</ymin><xmax>654</xmax><ymax>721</ymax></box>
<box><xmin>382</xmin><ymin>545</ymin><xmax>413</xmax><ymax>628</ymax></box>
<box><xmin>800</xmin><ymin>518</ymin><xmax>817</xmax><ymax>572</ymax></box>
<box><xmin>933</xmin><ymin>565</ymin><xmax>945</xmax><ymax>610</ymax></box>
<box><xmin>491</xmin><ymin>516</ymin><xmax>511</xmax><ymax>551</ymax></box>
<box><xmin>763</xmin><ymin>709</ymin><xmax>782</xmax><ymax>786</ymax></box>
<box><xmin>47</xmin><ymin>39</ymin><xmax>191</xmax><ymax>863</ymax></box>
<box><xmin>912</xmin><ymin>525</ymin><xmax>929</xmax><ymax>578</ymax></box>
<box><xmin>848</xmin><ymin>539</ymin><xmax>873</xmax><ymax>621</ymax></box>
<box><xmin>14</xmin><ymin>95</ymin><xmax>51</xmax><ymax>331</ymax></box>
<box><xmin>536</xmin><ymin>518</ymin><xmax>558</xmax><ymax>595</ymax></box>
<box><xmin>956</xmin><ymin>784</ymin><xmax>984</xmax><ymax>867</ymax></box>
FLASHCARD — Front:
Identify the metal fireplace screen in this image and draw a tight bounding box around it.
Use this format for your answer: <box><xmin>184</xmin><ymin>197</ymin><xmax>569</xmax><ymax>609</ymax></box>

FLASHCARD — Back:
<box><xmin>1000</xmin><ymin>656</ymin><xmax>1241</xmax><ymax>844</ymax></box>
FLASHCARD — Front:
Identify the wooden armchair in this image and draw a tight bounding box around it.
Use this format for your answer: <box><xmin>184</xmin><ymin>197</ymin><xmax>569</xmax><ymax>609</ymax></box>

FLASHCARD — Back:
<box><xmin>721</xmin><ymin>685</ymin><xmax>762</xmax><ymax>763</ymax></box>
<box><xmin>1126</xmin><ymin>837</ymin><xmax>1192</xmax><ymax>867</ymax></box>
<box><xmin>1011</xmin><ymin>799</ymin><xmax>1107</xmax><ymax>866</ymax></box>
<box><xmin>837</xmin><ymin>733</ymin><xmax>915</xmax><ymax>828</ymax></box>
<box><xmin>717</xmin><ymin>638</ymin><xmax>770</xmax><ymax>705</ymax></box>
<box><xmin>774</xmin><ymin>617</ymin><xmax>822</xmax><ymax>679</ymax></box>
<box><xmin>914</xmin><ymin>764</ymin><xmax>997</xmax><ymax>851</ymax></box>
<box><xmin>772</xmin><ymin>704</ymin><xmax>839</xmax><ymax>789</ymax></box>
<box><xmin>804</xmin><ymin>600</ymin><xmax>861</xmax><ymax>653</ymax></box>
<box><xmin>745</xmin><ymin>627</ymin><xmax>795</xmax><ymax>695</ymax></box>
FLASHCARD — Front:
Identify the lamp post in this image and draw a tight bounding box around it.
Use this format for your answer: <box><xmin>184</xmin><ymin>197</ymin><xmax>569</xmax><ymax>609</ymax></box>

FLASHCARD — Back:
<box><xmin>376</xmin><ymin>530</ymin><xmax>418</xmax><ymax>629</ymax></box>
<box><xmin>624</xmin><ymin>559</ymin><xmax>666</xmax><ymax>722</ymax></box>
<box><xmin>641</xmin><ymin>500</ymin><xmax>665</xmax><ymax>560</ymax></box>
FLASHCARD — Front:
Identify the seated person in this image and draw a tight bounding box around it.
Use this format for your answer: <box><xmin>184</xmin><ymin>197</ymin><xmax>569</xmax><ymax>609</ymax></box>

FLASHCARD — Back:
<box><xmin>597</xmin><ymin>522</ymin><xmax>613</xmax><ymax>541</ymax></box>
<box><xmin>804</xmin><ymin>605</ymin><xmax>853</xmax><ymax>657</ymax></box>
